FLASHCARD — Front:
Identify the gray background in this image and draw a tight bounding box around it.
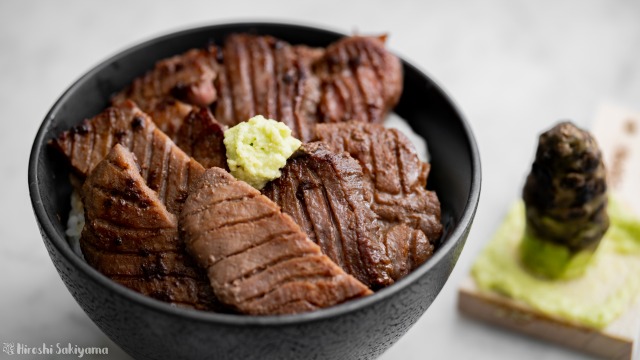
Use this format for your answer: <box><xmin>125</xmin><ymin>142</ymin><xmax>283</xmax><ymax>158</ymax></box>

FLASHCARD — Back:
<box><xmin>2</xmin><ymin>0</ymin><xmax>639</xmax><ymax>358</ymax></box>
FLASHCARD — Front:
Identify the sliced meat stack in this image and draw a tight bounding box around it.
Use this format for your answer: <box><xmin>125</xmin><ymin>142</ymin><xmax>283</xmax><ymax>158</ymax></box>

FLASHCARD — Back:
<box><xmin>214</xmin><ymin>34</ymin><xmax>322</xmax><ymax>141</ymax></box>
<box><xmin>315</xmin><ymin>122</ymin><xmax>442</xmax><ymax>278</ymax></box>
<box><xmin>112</xmin><ymin>34</ymin><xmax>403</xmax><ymax>143</ymax></box>
<box><xmin>262</xmin><ymin>142</ymin><xmax>393</xmax><ymax>288</ymax></box>
<box><xmin>180</xmin><ymin>167</ymin><xmax>372</xmax><ymax>315</ymax></box>
<box><xmin>112</xmin><ymin>46</ymin><xmax>222</xmax><ymax>160</ymax></box>
<box><xmin>51</xmin><ymin>32</ymin><xmax>440</xmax><ymax>315</ymax></box>
<box><xmin>81</xmin><ymin>144</ymin><xmax>218</xmax><ymax>310</ymax></box>
<box><xmin>51</xmin><ymin>100</ymin><xmax>205</xmax><ymax>214</ymax></box>
<box><xmin>314</xmin><ymin>36</ymin><xmax>403</xmax><ymax>125</ymax></box>
<box><xmin>52</xmin><ymin>101</ymin><xmax>229</xmax><ymax>309</ymax></box>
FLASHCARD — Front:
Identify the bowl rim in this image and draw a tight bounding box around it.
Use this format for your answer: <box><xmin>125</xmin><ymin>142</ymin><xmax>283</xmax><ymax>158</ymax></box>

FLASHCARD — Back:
<box><xmin>28</xmin><ymin>21</ymin><xmax>481</xmax><ymax>327</ymax></box>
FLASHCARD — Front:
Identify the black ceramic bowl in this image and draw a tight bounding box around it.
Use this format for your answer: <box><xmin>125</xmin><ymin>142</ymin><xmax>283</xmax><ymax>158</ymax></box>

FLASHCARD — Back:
<box><xmin>29</xmin><ymin>22</ymin><xmax>480</xmax><ymax>360</ymax></box>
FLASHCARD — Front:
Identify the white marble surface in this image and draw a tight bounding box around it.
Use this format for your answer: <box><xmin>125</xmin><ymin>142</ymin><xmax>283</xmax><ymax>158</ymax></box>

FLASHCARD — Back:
<box><xmin>2</xmin><ymin>0</ymin><xmax>639</xmax><ymax>358</ymax></box>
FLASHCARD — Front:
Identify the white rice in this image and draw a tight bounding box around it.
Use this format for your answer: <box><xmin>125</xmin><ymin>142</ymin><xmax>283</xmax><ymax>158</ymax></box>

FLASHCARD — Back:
<box><xmin>65</xmin><ymin>190</ymin><xmax>85</xmax><ymax>259</ymax></box>
<box><xmin>64</xmin><ymin>114</ymin><xmax>428</xmax><ymax>258</ymax></box>
<box><xmin>384</xmin><ymin>113</ymin><xmax>430</xmax><ymax>162</ymax></box>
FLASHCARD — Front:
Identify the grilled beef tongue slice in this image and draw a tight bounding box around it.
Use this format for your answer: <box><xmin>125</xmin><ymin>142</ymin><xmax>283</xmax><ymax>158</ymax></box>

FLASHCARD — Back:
<box><xmin>262</xmin><ymin>142</ymin><xmax>395</xmax><ymax>288</ymax></box>
<box><xmin>112</xmin><ymin>46</ymin><xmax>218</xmax><ymax>110</ymax></box>
<box><xmin>314</xmin><ymin>122</ymin><xmax>441</xmax><ymax>274</ymax></box>
<box><xmin>50</xmin><ymin>100</ymin><xmax>205</xmax><ymax>214</ymax></box>
<box><xmin>180</xmin><ymin>167</ymin><xmax>372</xmax><ymax>315</ymax></box>
<box><xmin>134</xmin><ymin>97</ymin><xmax>194</xmax><ymax>140</ymax></box>
<box><xmin>314</xmin><ymin>35</ymin><xmax>403</xmax><ymax>125</ymax></box>
<box><xmin>174</xmin><ymin>108</ymin><xmax>227</xmax><ymax>170</ymax></box>
<box><xmin>214</xmin><ymin>34</ymin><xmax>321</xmax><ymax>141</ymax></box>
<box><xmin>81</xmin><ymin>144</ymin><xmax>220</xmax><ymax>310</ymax></box>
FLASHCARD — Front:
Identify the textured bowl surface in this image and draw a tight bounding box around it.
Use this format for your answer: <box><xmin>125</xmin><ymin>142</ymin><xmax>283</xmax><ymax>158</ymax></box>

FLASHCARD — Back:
<box><xmin>29</xmin><ymin>22</ymin><xmax>481</xmax><ymax>360</ymax></box>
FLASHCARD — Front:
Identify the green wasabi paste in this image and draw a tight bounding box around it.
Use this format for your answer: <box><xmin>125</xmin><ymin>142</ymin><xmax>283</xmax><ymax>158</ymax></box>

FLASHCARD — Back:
<box><xmin>472</xmin><ymin>197</ymin><xmax>640</xmax><ymax>329</ymax></box>
<box><xmin>224</xmin><ymin>115</ymin><xmax>301</xmax><ymax>189</ymax></box>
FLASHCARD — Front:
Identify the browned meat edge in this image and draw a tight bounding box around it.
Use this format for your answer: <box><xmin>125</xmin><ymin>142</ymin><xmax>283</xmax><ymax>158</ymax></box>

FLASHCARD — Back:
<box><xmin>112</xmin><ymin>46</ymin><xmax>218</xmax><ymax>110</ymax></box>
<box><xmin>262</xmin><ymin>142</ymin><xmax>394</xmax><ymax>288</ymax></box>
<box><xmin>180</xmin><ymin>167</ymin><xmax>372</xmax><ymax>315</ymax></box>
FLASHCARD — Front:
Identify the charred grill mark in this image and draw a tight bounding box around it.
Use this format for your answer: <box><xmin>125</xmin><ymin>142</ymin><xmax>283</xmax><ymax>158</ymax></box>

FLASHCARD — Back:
<box><xmin>345</xmin><ymin>42</ymin><xmax>376</xmax><ymax>122</ymax></box>
<box><xmin>82</xmin><ymin>241</ymin><xmax>197</xmax><ymax>278</ymax></box>
<box><xmin>302</xmin><ymin>166</ymin><xmax>346</xmax><ymax>269</ymax></box>
<box><xmin>214</xmin><ymin>62</ymin><xmax>235</xmax><ymax>126</ymax></box>
<box><xmin>83</xmin><ymin>236</ymin><xmax>181</xmax><ymax>255</ymax></box>
<box><xmin>131</xmin><ymin>116</ymin><xmax>145</xmax><ymax>130</ymax></box>
<box><xmin>223</xmin><ymin>245</ymin><xmax>305</xmax><ymax>286</ymax></box>
<box><xmin>215</xmin><ymin>229</ymin><xmax>296</xmax><ymax>267</ymax></box>
<box><xmin>291</xmin><ymin>69</ymin><xmax>304</xmax><ymax>137</ymax></box>
<box><xmin>92</xmin><ymin>184</ymin><xmax>154</xmax><ymax>213</ymax></box>
<box><xmin>177</xmin><ymin>159</ymin><xmax>191</xmax><ymax>211</ymax></box>
<box><xmin>157</xmin><ymin>141</ymin><xmax>171</xmax><ymax>205</ymax></box>
<box><xmin>333</xmin><ymin>77</ymin><xmax>352</xmax><ymax>122</ymax></box>
<box><xmin>292</xmin><ymin>59</ymin><xmax>308</xmax><ymax>140</ymax></box>
<box><xmin>287</xmin><ymin>168</ymin><xmax>316</xmax><ymax>243</ymax></box>
<box><xmin>271</xmin><ymin>42</ymin><xmax>283</xmax><ymax>126</ymax></box>
<box><xmin>209</xmin><ymin>231</ymin><xmax>317</xmax><ymax>284</ymax></box>
<box><xmin>197</xmin><ymin>211</ymin><xmax>277</xmax><ymax>237</ymax></box>
<box><xmin>181</xmin><ymin>193</ymin><xmax>257</xmax><ymax>219</ymax></box>
<box><xmin>374</xmin><ymin>128</ymin><xmax>401</xmax><ymax>194</ymax></box>
<box><xmin>282</xmin><ymin>72</ymin><xmax>294</xmax><ymax>84</ymax></box>
<box><xmin>248</xmin><ymin>37</ymin><xmax>270</xmax><ymax>119</ymax></box>
<box><xmin>241</xmin><ymin>271</ymin><xmax>332</xmax><ymax>304</ymax></box>
<box><xmin>264</xmin><ymin>42</ymin><xmax>277</xmax><ymax>120</ymax></box>
<box><xmin>320</xmin><ymin>176</ymin><xmax>352</xmax><ymax>273</ymax></box>
<box><xmin>140</xmin><ymin>125</ymin><xmax>154</xmax><ymax>180</ymax></box>
<box><xmin>79</xmin><ymin>122</ymin><xmax>95</xmax><ymax>175</ymax></box>
<box><xmin>247</xmin><ymin>37</ymin><xmax>260</xmax><ymax>119</ymax></box>
<box><xmin>81</xmin><ymin>120</ymin><xmax>98</xmax><ymax>175</ymax></box>
<box><xmin>93</xmin><ymin>110</ymin><xmax>116</xmax><ymax>168</ymax></box>
<box><xmin>145</xmin><ymin>133</ymin><xmax>161</xmax><ymax>192</ymax></box>
<box><xmin>359</xmin><ymin>40</ymin><xmax>385</xmax><ymax>99</ymax></box>
<box><xmin>392</xmin><ymin>131</ymin><xmax>408</xmax><ymax>195</ymax></box>
<box><xmin>227</xmin><ymin>35</ymin><xmax>255</xmax><ymax>122</ymax></box>
<box><xmin>87</xmin><ymin>217</ymin><xmax>177</xmax><ymax>236</ymax></box>
<box><xmin>275</xmin><ymin>43</ymin><xmax>295</xmax><ymax>134</ymax></box>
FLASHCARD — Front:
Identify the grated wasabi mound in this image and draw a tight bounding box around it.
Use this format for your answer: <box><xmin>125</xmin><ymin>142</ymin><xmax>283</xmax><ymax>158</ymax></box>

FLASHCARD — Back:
<box><xmin>223</xmin><ymin>115</ymin><xmax>301</xmax><ymax>189</ymax></box>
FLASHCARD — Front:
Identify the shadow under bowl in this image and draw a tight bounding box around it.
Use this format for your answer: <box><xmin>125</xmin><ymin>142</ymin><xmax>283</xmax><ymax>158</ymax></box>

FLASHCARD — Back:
<box><xmin>28</xmin><ymin>22</ymin><xmax>481</xmax><ymax>360</ymax></box>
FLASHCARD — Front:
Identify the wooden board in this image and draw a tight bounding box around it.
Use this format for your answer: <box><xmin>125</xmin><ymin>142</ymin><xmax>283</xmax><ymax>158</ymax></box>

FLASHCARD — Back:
<box><xmin>458</xmin><ymin>103</ymin><xmax>640</xmax><ymax>359</ymax></box>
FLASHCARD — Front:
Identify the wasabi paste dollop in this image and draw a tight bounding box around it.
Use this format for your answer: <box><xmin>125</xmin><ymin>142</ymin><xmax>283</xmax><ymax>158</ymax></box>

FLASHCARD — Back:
<box><xmin>224</xmin><ymin>115</ymin><xmax>301</xmax><ymax>189</ymax></box>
